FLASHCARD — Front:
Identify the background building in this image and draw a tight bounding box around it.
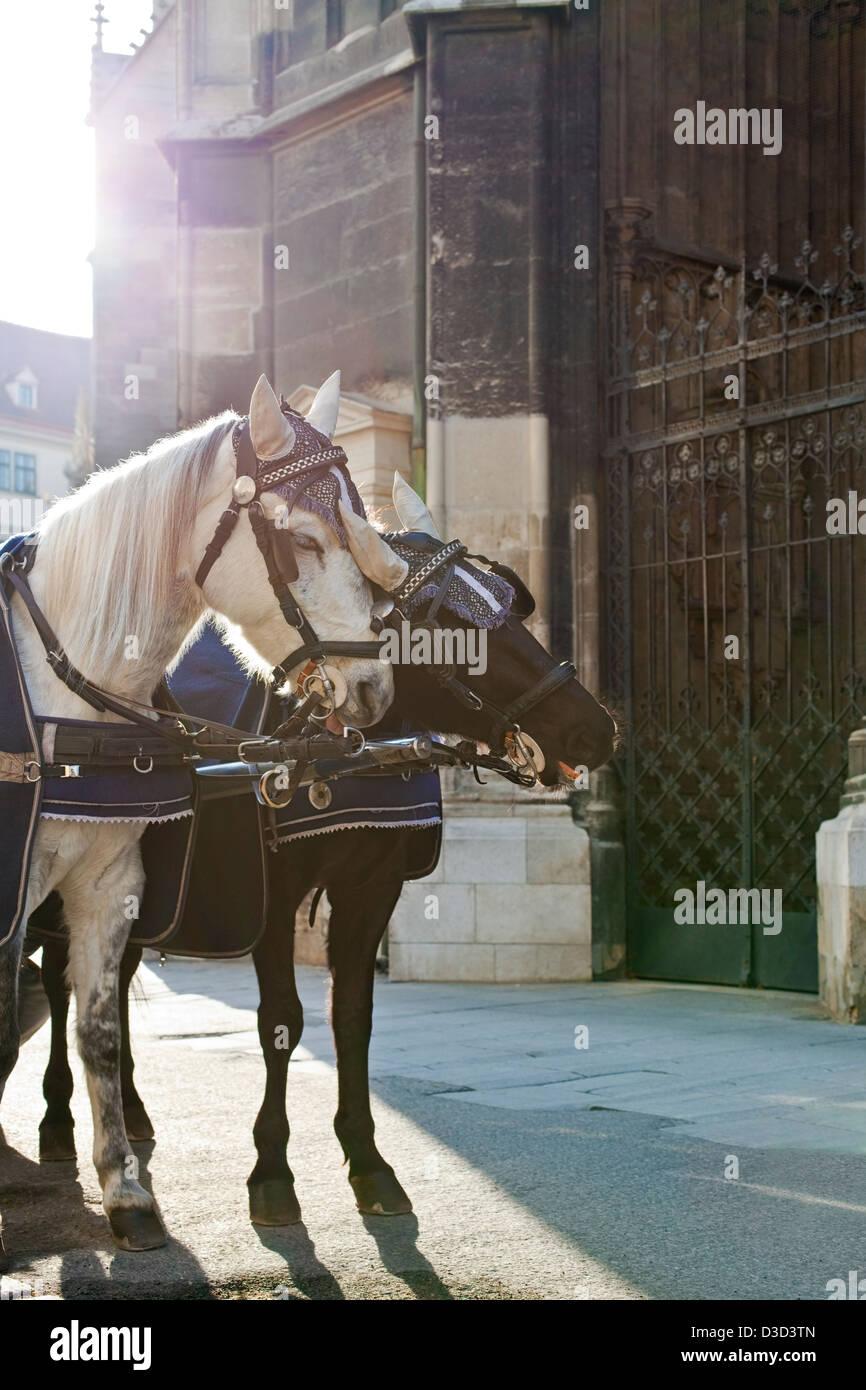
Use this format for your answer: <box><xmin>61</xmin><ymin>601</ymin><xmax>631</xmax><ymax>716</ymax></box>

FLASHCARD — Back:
<box><xmin>0</xmin><ymin>320</ymin><xmax>90</xmax><ymax>539</ymax></box>
<box><xmin>89</xmin><ymin>0</ymin><xmax>865</xmax><ymax>989</ymax></box>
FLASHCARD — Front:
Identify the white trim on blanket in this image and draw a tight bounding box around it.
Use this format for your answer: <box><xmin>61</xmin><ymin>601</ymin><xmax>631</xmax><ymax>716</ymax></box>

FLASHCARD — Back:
<box><xmin>273</xmin><ymin>814</ymin><xmax>442</xmax><ymax>844</ymax></box>
<box><xmin>40</xmin><ymin>808</ymin><xmax>195</xmax><ymax>825</ymax></box>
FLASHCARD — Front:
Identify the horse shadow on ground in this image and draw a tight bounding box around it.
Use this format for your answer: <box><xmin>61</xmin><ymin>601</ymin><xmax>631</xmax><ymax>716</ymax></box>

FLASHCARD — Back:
<box><xmin>252</xmin><ymin>1210</ymin><xmax>452</xmax><ymax>1300</ymax></box>
<box><xmin>364</xmin><ymin>1073</ymin><xmax>866</xmax><ymax>1301</ymax></box>
<box><xmin>0</xmin><ymin>1127</ymin><xmax>214</xmax><ymax>1298</ymax></box>
<box><xmin>359</xmin><ymin>1213</ymin><xmax>454</xmax><ymax>1299</ymax></box>
<box><xmin>252</xmin><ymin>1222</ymin><xmax>345</xmax><ymax>1299</ymax></box>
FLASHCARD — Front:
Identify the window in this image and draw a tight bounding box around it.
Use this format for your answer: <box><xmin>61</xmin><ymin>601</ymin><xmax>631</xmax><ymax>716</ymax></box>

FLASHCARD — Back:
<box><xmin>13</xmin><ymin>453</ymin><xmax>36</xmax><ymax>495</ymax></box>
<box><xmin>17</xmin><ymin>382</ymin><xmax>34</xmax><ymax>408</ymax></box>
<box><xmin>0</xmin><ymin>450</ymin><xmax>9</xmax><ymax>491</ymax></box>
<box><xmin>380</xmin><ymin>0</ymin><xmax>399</xmax><ymax>18</ymax></box>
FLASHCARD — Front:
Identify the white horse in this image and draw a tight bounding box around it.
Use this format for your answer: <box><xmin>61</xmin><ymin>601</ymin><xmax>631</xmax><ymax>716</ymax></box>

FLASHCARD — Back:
<box><xmin>0</xmin><ymin>372</ymin><xmax>407</xmax><ymax>1254</ymax></box>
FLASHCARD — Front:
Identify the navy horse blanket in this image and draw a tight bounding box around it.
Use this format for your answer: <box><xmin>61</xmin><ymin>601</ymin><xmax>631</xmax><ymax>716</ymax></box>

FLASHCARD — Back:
<box><xmin>7</xmin><ymin>565</ymin><xmax>441</xmax><ymax>957</ymax></box>
<box><xmin>268</xmin><ymin>757</ymin><xmax>441</xmax><ymax>884</ymax></box>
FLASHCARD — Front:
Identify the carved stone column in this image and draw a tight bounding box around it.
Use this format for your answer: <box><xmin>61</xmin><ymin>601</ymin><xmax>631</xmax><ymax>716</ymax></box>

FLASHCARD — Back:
<box><xmin>816</xmin><ymin>721</ymin><xmax>866</xmax><ymax>1023</ymax></box>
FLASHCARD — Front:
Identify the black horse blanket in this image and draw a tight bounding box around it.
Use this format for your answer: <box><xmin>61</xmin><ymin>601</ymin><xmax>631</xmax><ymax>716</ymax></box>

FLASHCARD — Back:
<box><xmin>21</xmin><ymin>618</ymin><xmax>272</xmax><ymax>958</ymax></box>
<box><xmin>270</xmin><ymin>761</ymin><xmax>441</xmax><ymax>881</ymax></box>
<box><xmin>14</xmin><ymin>600</ymin><xmax>441</xmax><ymax>959</ymax></box>
<box><xmin>1</xmin><ymin>534</ymin><xmax>197</xmax><ymax>951</ymax></box>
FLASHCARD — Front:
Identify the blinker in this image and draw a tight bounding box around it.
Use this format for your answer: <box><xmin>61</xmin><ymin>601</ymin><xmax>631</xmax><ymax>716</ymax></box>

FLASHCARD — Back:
<box><xmin>271</xmin><ymin>528</ymin><xmax>299</xmax><ymax>585</ymax></box>
<box><xmin>493</xmin><ymin>564</ymin><xmax>535</xmax><ymax>619</ymax></box>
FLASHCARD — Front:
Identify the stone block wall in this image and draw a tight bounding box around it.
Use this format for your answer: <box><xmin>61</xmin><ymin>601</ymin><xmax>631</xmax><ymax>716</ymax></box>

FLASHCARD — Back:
<box><xmin>389</xmin><ymin>769</ymin><xmax>592</xmax><ymax>983</ymax></box>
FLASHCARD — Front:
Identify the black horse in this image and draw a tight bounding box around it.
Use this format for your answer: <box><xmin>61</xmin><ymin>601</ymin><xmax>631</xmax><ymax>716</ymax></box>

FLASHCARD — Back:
<box><xmin>29</xmin><ymin>503</ymin><xmax>615</xmax><ymax>1224</ymax></box>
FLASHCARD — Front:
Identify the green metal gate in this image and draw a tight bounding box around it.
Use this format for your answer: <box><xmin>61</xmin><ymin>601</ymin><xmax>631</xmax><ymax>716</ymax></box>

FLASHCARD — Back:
<box><xmin>605</xmin><ymin>229</ymin><xmax>865</xmax><ymax>990</ymax></box>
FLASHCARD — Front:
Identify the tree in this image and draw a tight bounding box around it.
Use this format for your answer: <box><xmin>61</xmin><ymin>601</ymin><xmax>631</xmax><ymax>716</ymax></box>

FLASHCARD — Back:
<box><xmin>65</xmin><ymin>387</ymin><xmax>94</xmax><ymax>489</ymax></box>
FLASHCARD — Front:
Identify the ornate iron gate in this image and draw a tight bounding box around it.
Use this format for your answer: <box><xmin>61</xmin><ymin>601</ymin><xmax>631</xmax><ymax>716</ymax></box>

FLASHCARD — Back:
<box><xmin>605</xmin><ymin>219</ymin><xmax>865</xmax><ymax>990</ymax></box>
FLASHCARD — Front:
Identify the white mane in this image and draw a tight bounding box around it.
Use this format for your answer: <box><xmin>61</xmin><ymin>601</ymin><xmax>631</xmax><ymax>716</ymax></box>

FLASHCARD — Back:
<box><xmin>34</xmin><ymin>413</ymin><xmax>237</xmax><ymax>687</ymax></box>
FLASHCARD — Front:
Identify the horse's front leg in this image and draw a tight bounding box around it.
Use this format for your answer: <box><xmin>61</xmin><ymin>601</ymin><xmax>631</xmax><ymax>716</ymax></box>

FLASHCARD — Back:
<box><xmin>62</xmin><ymin>844</ymin><xmax>165</xmax><ymax>1251</ymax></box>
<box><xmin>247</xmin><ymin>866</ymin><xmax>306</xmax><ymax>1226</ymax></box>
<box><xmin>327</xmin><ymin>877</ymin><xmax>412</xmax><ymax>1216</ymax></box>
<box><xmin>39</xmin><ymin>934</ymin><xmax>77</xmax><ymax>1161</ymax></box>
<box><xmin>119</xmin><ymin>944</ymin><xmax>153</xmax><ymax>1142</ymax></box>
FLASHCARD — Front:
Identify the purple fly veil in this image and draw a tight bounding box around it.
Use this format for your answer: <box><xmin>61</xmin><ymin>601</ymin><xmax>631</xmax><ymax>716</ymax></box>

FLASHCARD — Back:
<box><xmin>262</xmin><ymin>406</ymin><xmax>367</xmax><ymax>543</ymax></box>
<box><xmin>386</xmin><ymin>535</ymin><xmax>516</xmax><ymax>630</ymax></box>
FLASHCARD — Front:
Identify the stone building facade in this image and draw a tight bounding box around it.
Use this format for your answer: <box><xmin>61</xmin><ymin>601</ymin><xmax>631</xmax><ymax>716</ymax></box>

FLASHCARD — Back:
<box><xmin>90</xmin><ymin>1</ymin><xmax>864</xmax><ymax>990</ymax></box>
<box><xmin>0</xmin><ymin>321</ymin><xmax>90</xmax><ymax>539</ymax></box>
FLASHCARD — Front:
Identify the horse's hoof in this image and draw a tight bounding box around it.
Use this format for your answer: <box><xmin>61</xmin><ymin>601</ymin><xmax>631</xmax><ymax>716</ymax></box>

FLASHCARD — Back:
<box><xmin>39</xmin><ymin>1123</ymin><xmax>76</xmax><ymax>1162</ymax></box>
<box><xmin>350</xmin><ymin>1171</ymin><xmax>413</xmax><ymax>1216</ymax></box>
<box><xmin>248</xmin><ymin>1178</ymin><xmax>302</xmax><ymax>1227</ymax></box>
<box><xmin>124</xmin><ymin>1106</ymin><xmax>155</xmax><ymax>1143</ymax></box>
<box><xmin>108</xmin><ymin>1207</ymin><xmax>166</xmax><ymax>1251</ymax></box>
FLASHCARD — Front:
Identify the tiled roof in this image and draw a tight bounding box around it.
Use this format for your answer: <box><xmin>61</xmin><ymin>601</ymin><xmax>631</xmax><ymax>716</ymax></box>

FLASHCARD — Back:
<box><xmin>0</xmin><ymin>320</ymin><xmax>90</xmax><ymax>433</ymax></box>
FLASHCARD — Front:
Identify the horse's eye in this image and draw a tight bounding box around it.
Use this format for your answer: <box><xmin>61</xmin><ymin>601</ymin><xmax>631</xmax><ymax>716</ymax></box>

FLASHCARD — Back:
<box><xmin>293</xmin><ymin>533</ymin><xmax>321</xmax><ymax>555</ymax></box>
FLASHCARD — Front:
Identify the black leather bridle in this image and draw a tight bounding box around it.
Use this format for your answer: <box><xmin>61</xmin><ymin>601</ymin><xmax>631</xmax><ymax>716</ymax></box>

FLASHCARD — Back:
<box><xmin>196</xmin><ymin>413</ymin><xmax>382</xmax><ymax>689</ymax></box>
<box><xmin>383</xmin><ymin>530</ymin><xmax>577</xmax><ymax>758</ymax></box>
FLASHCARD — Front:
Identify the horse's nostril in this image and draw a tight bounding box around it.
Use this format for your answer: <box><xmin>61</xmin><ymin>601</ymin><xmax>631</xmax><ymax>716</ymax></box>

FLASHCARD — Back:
<box><xmin>356</xmin><ymin>680</ymin><xmax>378</xmax><ymax>721</ymax></box>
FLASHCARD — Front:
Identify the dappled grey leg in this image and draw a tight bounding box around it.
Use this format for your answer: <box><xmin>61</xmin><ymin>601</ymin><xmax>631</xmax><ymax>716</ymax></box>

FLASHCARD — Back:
<box><xmin>62</xmin><ymin>848</ymin><xmax>165</xmax><ymax>1251</ymax></box>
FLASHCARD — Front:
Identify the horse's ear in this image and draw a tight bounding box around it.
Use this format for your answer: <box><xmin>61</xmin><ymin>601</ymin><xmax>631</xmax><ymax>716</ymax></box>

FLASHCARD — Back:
<box><xmin>338</xmin><ymin>501</ymin><xmax>409</xmax><ymax>592</ymax></box>
<box><xmin>305</xmin><ymin>370</ymin><xmax>341</xmax><ymax>440</ymax></box>
<box><xmin>250</xmin><ymin>375</ymin><xmax>296</xmax><ymax>461</ymax></box>
<box><xmin>392</xmin><ymin>471</ymin><xmax>441</xmax><ymax>539</ymax></box>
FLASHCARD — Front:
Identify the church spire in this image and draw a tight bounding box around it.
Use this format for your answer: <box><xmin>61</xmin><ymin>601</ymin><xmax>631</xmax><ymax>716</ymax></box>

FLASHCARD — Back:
<box><xmin>90</xmin><ymin>3</ymin><xmax>108</xmax><ymax>53</ymax></box>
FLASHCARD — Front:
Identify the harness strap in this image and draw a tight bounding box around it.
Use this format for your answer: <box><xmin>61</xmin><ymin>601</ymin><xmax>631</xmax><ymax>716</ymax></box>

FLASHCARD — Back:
<box><xmin>308</xmin><ymin>886</ymin><xmax>326</xmax><ymax>928</ymax></box>
<box><xmin>0</xmin><ymin>550</ymin><xmax>260</xmax><ymax>758</ymax></box>
<box><xmin>499</xmin><ymin>660</ymin><xmax>578</xmax><ymax>728</ymax></box>
<box><xmin>195</xmin><ymin>503</ymin><xmax>241</xmax><ymax>590</ymax></box>
<box><xmin>434</xmin><ymin>660</ymin><xmax>578</xmax><ymax>747</ymax></box>
<box><xmin>37</xmin><ymin>724</ymin><xmax>193</xmax><ymax>766</ymax></box>
<box><xmin>198</xmin><ymin>418</ymin><xmax>384</xmax><ymax>684</ymax></box>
